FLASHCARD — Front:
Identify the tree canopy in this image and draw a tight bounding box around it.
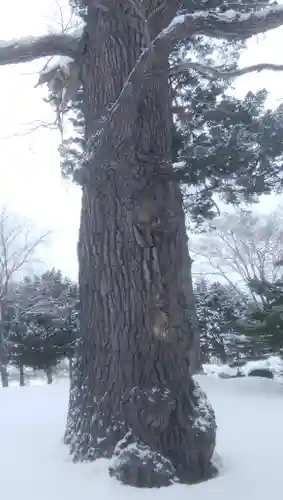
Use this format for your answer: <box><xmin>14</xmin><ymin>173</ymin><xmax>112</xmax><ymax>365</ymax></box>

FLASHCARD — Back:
<box><xmin>55</xmin><ymin>2</ymin><xmax>283</xmax><ymax>227</ymax></box>
<box><xmin>194</xmin><ymin>278</ymin><xmax>249</xmax><ymax>363</ymax></box>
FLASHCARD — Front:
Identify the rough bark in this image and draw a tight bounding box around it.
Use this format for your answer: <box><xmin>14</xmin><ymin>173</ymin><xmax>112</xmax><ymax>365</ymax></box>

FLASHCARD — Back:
<box><xmin>65</xmin><ymin>1</ymin><xmax>216</xmax><ymax>487</ymax></box>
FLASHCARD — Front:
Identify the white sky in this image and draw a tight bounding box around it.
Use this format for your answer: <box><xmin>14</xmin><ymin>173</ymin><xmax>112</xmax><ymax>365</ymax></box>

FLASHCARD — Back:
<box><xmin>0</xmin><ymin>0</ymin><xmax>81</xmax><ymax>280</ymax></box>
<box><xmin>0</xmin><ymin>0</ymin><xmax>283</xmax><ymax>281</ymax></box>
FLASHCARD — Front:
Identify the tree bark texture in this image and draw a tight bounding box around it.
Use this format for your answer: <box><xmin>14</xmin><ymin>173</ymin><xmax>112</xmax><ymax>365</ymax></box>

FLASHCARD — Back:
<box><xmin>65</xmin><ymin>0</ymin><xmax>216</xmax><ymax>487</ymax></box>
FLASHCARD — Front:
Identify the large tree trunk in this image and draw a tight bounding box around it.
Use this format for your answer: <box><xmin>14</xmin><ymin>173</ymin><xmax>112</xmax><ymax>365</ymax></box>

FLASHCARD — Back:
<box><xmin>65</xmin><ymin>1</ymin><xmax>216</xmax><ymax>487</ymax></box>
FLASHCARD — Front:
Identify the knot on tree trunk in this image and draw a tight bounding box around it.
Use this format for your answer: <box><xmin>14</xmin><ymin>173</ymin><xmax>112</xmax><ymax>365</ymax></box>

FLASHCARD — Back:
<box><xmin>151</xmin><ymin>307</ymin><xmax>169</xmax><ymax>340</ymax></box>
<box><xmin>122</xmin><ymin>386</ymin><xmax>176</xmax><ymax>437</ymax></box>
<box><xmin>113</xmin><ymin>380</ymin><xmax>218</xmax><ymax>486</ymax></box>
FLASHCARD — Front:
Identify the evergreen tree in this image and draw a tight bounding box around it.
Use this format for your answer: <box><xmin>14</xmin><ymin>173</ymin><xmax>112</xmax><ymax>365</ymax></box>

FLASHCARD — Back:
<box><xmin>242</xmin><ymin>273</ymin><xmax>283</xmax><ymax>357</ymax></box>
<box><xmin>59</xmin><ymin>87</ymin><xmax>85</xmax><ymax>181</ymax></box>
<box><xmin>6</xmin><ymin>269</ymin><xmax>79</xmax><ymax>373</ymax></box>
<box><xmin>194</xmin><ymin>279</ymin><xmax>249</xmax><ymax>363</ymax></box>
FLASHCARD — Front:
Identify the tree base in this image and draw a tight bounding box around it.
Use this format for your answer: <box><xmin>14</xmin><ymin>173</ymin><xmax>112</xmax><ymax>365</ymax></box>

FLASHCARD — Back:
<box><xmin>66</xmin><ymin>379</ymin><xmax>217</xmax><ymax>487</ymax></box>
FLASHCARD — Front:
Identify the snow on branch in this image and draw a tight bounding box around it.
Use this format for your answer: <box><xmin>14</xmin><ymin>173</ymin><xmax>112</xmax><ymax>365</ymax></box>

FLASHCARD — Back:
<box><xmin>0</xmin><ymin>33</ymin><xmax>80</xmax><ymax>66</ymax></box>
<box><xmin>110</xmin><ymin>4</ymin><xmax>283</xmax><ymax>113</ymax></box>
<box><xmin>123</xmin><ymin>4</ymin><xmax>283</xmax><ymax>98</ymax></box>
<box><xmin>162</xmin><ymin>4</ymin><xmax>283</xmax><ymax>45</ymax></box>
<box><xmin>82</xmin><ymin>4</ymin><xmax>283</xmax><ymax>159</ymax></box>
<box><xmin>170</xmin><ymin>61</ymin><xmax>283</xmax><ymax>80</ymax></box>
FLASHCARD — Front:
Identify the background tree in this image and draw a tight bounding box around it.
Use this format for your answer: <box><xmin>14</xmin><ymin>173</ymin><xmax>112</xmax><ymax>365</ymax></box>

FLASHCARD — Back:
<box><xmin>174</xmin><ymin>86</ymin><xmax>283</xmax><ymax>226</ymax></box>
<box><xmin>1</xmin><ymin>0</ymin><xmax>283</xmax><ymax>488</ymax></box>
<box><xmin>194</xmin><ymin>278</ymin><xmax>249</xmax><ymax>364</ymax></box>
<box><xmin>191</xmin><ymin>208</ymin><xmax>283</xmax><ymax>303</ymax></box>
<box><xmin>0</xmin><ymin>206</ymin><xmax>49</xmax><ymax>387</ymax></box>
<box><xmin>7</xmin><ymin>269</ymin><xmax>79</xmax><ymax>384</ymax></box>
<box><xmin>241</xmin><ymin>267</ymin><xmax>283</xmax><ymax>358</ymax></box>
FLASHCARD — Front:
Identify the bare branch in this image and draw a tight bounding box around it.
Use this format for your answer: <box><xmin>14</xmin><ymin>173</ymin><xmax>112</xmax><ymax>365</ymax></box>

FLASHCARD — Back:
<box><xmin>0</xmin><ymin>119</ymin><xmax>57</xmax><ymax>141</ymax></box>
<box><xmin>170</xmin><ymin>61</ymin><xmax>283</xmax><ymax>80</ymax></box>
<box><xmin>0</xmin><ymin>207</ymin><xmax>51</xmax><ymax>300</ymax></box>
<box><xmin>0</xmin><ymin>33</ymin><xmax>80</xmax><ymax>66</ymax></box>
<box><xmin>191</xmin><ymin>209</ymin><xmax>283</xmax><ymax>305</ymax></box>
<box><xmin>52</xmin><ymin>0</ymin><xmax>71</xmax><ymax>33</ymax></box>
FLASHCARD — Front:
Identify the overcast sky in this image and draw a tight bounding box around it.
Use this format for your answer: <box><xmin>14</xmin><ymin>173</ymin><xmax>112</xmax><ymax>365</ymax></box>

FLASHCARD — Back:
<box><xmin>0</xmin><ymin>0</ymin><xmax>283</xmax><ymax>281</ymax></box>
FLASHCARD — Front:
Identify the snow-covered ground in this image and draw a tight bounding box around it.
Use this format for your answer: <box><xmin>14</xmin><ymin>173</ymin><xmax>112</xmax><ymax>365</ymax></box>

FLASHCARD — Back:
<box><xmin>203</xmin><ymin>355</ymin><xmax>283</xmax><ymax>380</ymax></box>
<box><xmin>0</xmin><ymin>375</ymin><xmax>282</xmax><ymax>500</ymax></box>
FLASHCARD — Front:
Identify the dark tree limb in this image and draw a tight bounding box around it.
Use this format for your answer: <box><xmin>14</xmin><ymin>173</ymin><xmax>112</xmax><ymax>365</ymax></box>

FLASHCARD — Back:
<box><xmin>0</xmin><ymin>33</ymin><xmax>80</xmax><ymax>66</ymax></box>
<box><xmin>164</xmin><ymin>5</ymin><xmax>283</xmax><ymax>43</ymax></box>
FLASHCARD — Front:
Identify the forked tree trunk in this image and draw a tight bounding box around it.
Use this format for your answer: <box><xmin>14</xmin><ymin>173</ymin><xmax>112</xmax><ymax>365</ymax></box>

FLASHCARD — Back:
<box><xmin>65</xmin><ymin>1</ymin><xmax>216</xmax><ymax>487</ymax></box>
